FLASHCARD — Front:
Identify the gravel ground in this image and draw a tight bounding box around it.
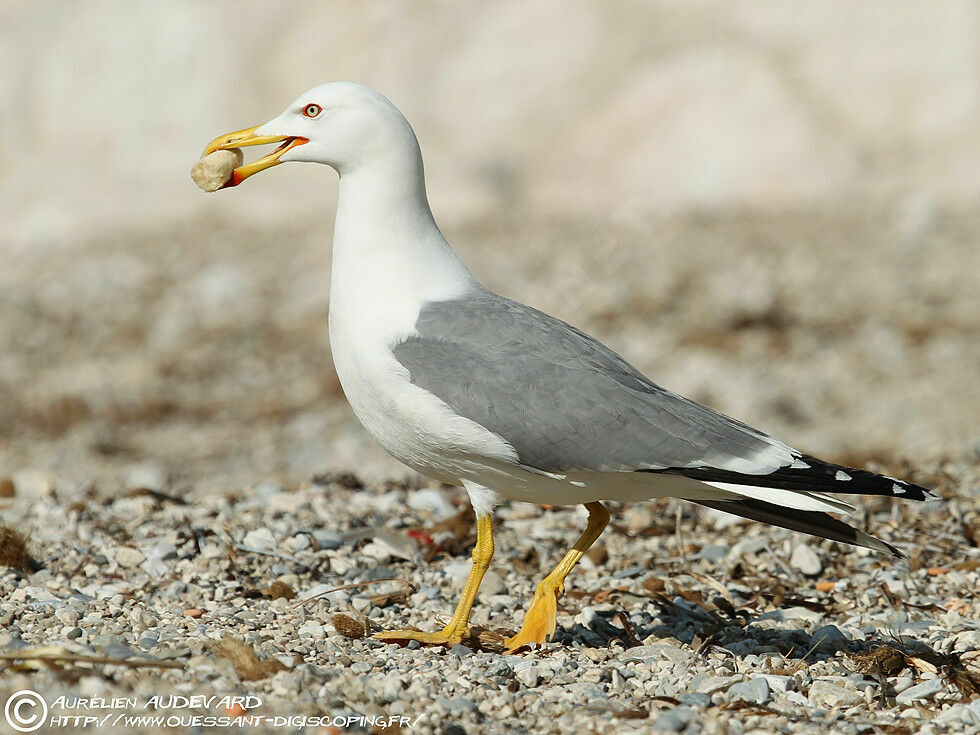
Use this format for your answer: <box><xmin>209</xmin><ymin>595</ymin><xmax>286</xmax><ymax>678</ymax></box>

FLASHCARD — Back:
<box><xmin>0</xmin><ymin>461</ymin><xmax>978</xmax><ymax>734</ymax></box>
<box><xmin>1</xmin><ymin>208</ymin><xmax>978</xmax><ymax>733</ymax></box>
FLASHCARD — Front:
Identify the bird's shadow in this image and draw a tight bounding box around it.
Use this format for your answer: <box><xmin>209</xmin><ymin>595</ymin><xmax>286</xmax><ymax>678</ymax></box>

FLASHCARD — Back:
<box><xmin>548</xmin><ymin>602</ymin><xmax>950</xmax><ymax>679</ymax></box>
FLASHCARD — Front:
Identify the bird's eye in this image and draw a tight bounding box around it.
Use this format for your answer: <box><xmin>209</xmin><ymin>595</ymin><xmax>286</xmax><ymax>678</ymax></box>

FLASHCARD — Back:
<box><xmin>302</xmin><ymin>104</ymin><xmax>322</xmax><ymax>118</ymax></box>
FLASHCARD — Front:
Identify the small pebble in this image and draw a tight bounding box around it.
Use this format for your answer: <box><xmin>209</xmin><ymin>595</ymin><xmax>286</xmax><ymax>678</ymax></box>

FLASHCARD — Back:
<box><xmin>729</xmin><ymin>677</ymin><xmax>771</xmax><ymax>704</ymax></box>
<box><xmin>242</xmin><ymin>527</ymin><xmax>277</xmax><ymax>552</ymax></box>
<box><xmin>808</xmin><ymin>680</ymin><xmax>865</xmax><ymax>708</ymax></box>
<box><xmin>895</xmin><ymin>678</ymin><xmax>943</xmax><ymax>704</ymax></box>
<box><xmin>516</xmin><ymin>666</ymin><xmax>539</xmax><ymax>688</ymax></box>
<box><xmin>678</xmin><ymin>692</ymin><xmax>712</xmax><ymax>707</ymax></box>
<box><xmin>653</xmin><ymin>708</ymin><xmax>696</xmax><ymax>731</ymax></box>
<box><xmin>790</xmin><ymin>543</ymin><xmax>823</xmax><ymax>576</ymax></box>
<box><xmin>113</xmin><ymin>546</ymin><xmax>145</xmax><ymax>568</ymax></box>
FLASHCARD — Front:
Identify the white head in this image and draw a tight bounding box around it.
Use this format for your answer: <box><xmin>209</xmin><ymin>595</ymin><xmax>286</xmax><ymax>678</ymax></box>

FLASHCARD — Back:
<box><xmin>203</xmin><ymin>82</ymin><xmax>422</xmax><ymax>186</ymax></box>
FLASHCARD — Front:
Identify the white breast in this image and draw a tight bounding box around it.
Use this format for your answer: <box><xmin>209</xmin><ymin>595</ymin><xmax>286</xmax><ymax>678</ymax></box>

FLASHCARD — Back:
<box><xmin>328</xmin><ymin>295</ymin><xmax>519</xmax><ymax>484</ymax></box>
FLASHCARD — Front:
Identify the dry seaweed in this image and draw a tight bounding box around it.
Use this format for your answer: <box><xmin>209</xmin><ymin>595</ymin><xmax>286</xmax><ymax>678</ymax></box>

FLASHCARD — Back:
<box><xmin>0</xmin><ymin>526</ymin><xmax>39</xmax><ymax>573</ymax></box>
<box><xmin>851</xmin><ymin>645</ymin><xmax>908</xmax><ymax>677</ymax></box>
<box><xmin>209</xmin><ymin>636</ymin><xmax>287</xmax><ymax>681</ymax></box>
<box><xmin>331</xmin><ymin>614</ymin><xmax>366</xmax><ymax>639</ymax></box>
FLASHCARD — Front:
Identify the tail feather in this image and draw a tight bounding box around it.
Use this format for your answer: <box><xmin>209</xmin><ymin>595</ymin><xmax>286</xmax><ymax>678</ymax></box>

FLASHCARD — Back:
<box><xmin>690</xmin><ymin>496</ymin><xmax>905</xmax><ymax>558</ymax></box>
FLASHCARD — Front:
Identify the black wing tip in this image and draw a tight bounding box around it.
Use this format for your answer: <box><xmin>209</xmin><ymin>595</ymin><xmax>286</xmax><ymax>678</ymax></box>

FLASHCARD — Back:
<box><xmin>645</xmin><ymin>455</ymin><xmax>939</xmax><ymax>502</ymax></box>
<box><xmin>885</xmin><ymin>541</ymin><xmax>907</xmax><ymax>559</ymax></box>
<box><xmin>798</xmin><ymin>454</ymin><xmax>939</xmax><ymax>503</ymax></box>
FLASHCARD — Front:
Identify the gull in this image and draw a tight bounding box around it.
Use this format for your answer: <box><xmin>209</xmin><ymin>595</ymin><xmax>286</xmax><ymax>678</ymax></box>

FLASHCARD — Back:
<box><xmin>202</xmin><ymin>83</ymin><xmax>936</xmax><ymax>653</ymax></box>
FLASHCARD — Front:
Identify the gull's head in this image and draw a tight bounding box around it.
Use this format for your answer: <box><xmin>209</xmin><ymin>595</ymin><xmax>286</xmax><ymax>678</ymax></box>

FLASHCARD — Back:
<box><xmin>203</xmin><ymin>82</ymin><xmax>417</xmax><ymax>187</ymax></box>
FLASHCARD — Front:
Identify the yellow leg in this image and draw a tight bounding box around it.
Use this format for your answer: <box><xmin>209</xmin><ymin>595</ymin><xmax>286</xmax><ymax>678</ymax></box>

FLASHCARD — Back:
<box><xmin>505</xmin><ymin>502</ymin><xmax>610</xmax><ymax>653</ymax></box>
<box><xmin>374</xmin><ymin>514</ymin><xmax>494</xmax><ymax>647</ymax></box>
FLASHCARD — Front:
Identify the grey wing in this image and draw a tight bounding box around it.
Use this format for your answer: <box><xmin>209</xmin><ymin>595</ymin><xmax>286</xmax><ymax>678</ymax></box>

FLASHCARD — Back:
<box><xmin>392</xmin><ymin>291</ymin><xmax>799</xmax><ymax>475</ymax></box>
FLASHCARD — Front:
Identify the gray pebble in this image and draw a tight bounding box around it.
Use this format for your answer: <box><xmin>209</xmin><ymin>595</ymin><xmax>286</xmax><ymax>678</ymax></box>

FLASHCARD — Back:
<box><xmin>678</xmin><ymin>692</ymin><xmax>712</xmax><ymax>708</ymax></box>
<box><xmin>312</xmin><ymin>530</ymin><xmax>343</xmax><ymax>550</ymax></box>
<box><xmin>361</xmin><ymin>566</ymin><xmax>399</xmax><ymax>582</ymax></box>
<box><xmin>892</xmin><ymin>675</ymin><xmax>915</xmax><ymax>693</ymax></box>
<box><xmin>161</xmin><ymin>581</ymin><xmax>188</xmax><ymax>599</ymax></box>
<box><xmin>758</xmin><ymin>674</ymin><xmax>795</xmax><ymax>693</ymax></box>
<box><xmin>142</xmin><ymin>557</ymin><xmax>171</xmax><ymax>578</ymax></box>
<box><xmin>895</xmin><ymin>678</ymin><xmax>943</xmax><ymax>704</ymax></box>
<box><xmin>653</xmin><ymin>707</ymin><xmax>696</xmax><ymax>731</ymax></box>
<box><xmin>479</xmin><ymin>571</ymin><xmax>506</xmax><ymax>597</ymax></box>
<box><xmin>729</xmin><ymin>677</ymin><xmax>771</xmax><ymax>704</ymax></box>
<box><xmin>811</xmin><ymin>624</ymin><xmax>849</xmax><ymax>651</ymax></box>
<box><xmin>694</xmin><ymin>675</ymin><xmax>742</xmax><ymax>694</ymax></box>
<box><xmin>621</xmin><ymin>643</ymin><xmax>692</xmax><ymax>665</ymax></box>
<box><xmin>103</xmin><ymin>643</ymin><xmax>136</xmax><ymax>659</ymax></box>
<box><xmin>701</xmin><ymin>544</ymin><xmax>729</xmax><ymax>563</ymax></box>
<box><xmin>446</xmin><ymin>697</ymin><xmax>479</xmax><ymax>716</ymax></box>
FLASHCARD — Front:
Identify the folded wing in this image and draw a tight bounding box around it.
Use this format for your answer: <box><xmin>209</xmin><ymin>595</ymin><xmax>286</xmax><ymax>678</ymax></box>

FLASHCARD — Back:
<box><xmin>393</xmin><ymin>290</ymin><xmax>935</xmax><ymax>554</ymax></box>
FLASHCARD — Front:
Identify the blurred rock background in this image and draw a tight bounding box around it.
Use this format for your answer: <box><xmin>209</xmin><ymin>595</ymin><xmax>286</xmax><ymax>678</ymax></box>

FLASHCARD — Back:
<box><xmin>1</xmin><ymin>1</ymin><xmax>977</xmax><ymax>494</ymax></box>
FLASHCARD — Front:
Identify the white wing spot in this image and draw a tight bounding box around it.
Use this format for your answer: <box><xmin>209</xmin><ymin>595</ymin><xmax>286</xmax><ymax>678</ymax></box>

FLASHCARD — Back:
<box><xmin>790</xmin><ymin>459</ymin><xmax>811</xmax><ymax>469</ymax></box>
<box><xmin>892</xmin><ymin>483</ymin><xmax>908</xmax><ymax>496</ymax></box>
<box><xmin>835</xmin><ymin>470</ymin><xmax>852</xmax><ymax>481</ymax></box>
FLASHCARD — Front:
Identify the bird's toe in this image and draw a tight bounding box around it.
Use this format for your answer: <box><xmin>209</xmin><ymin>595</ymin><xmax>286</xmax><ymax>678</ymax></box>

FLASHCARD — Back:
<box><xmin>504</xmin><ymin>584</ymin><xmax>559</xmax><ymax>653</ymax></box>
<box><xmin>373</xmin><ymin>627</ymin><xmax>466</xmax><ymax>647</ymax></box>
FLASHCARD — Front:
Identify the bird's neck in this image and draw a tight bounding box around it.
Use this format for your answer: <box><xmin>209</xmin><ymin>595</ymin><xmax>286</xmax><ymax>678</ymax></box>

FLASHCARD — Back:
<box><xmin>329</xmin><ymin>155</ymin><xmax>479</xmax><ymax>336</ymax></box>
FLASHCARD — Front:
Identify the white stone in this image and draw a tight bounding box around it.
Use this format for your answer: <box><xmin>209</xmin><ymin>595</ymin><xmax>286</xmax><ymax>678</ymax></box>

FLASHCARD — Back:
<box><xmin>758</xmin><ymin>674</ymin><xmax>795</xmax><ymax>693</ymax></box>
<box><xmin>515</xmin><ymin>666</ymin><xmax>539</xmax><ymax>688</ymax></box>
<box><xmin>790</xmin><ymin>543</ymin><xmax>822</xmax><ymax>576</ymax></box>
<box><xmin>808</xmin><ymin>680</ymin><xmax>865</xmax><ymax>708</ymax></box>
<box><xmin>113</xmin><ymin>546</ymin><xmax>145</xmax><ymax>568</ymax></box>
<box><xmin>242</xmin><ymin>528</ymin><xmax>277</xmax><ymax>552</ymax></box>
<box><xmin>55</xmin><ymin>607</ymin><xmax>79</xmax><ymax>625</ymax></box>
<box><xmin>895</xmin><ymin>678</ymin><xmax>943</xmax><ymax>704</ymax></box>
